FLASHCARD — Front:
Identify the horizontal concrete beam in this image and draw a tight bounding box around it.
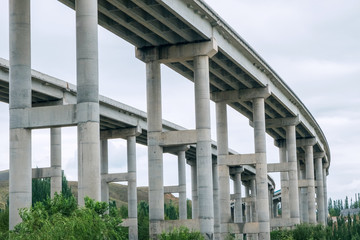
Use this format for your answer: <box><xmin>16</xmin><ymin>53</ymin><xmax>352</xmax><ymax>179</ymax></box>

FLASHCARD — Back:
<box><xmin>163</xmin><ymin>145</ymin><xmax>189</xmax><ymax>154</ymax></box>
<box><xmin>0</xmin><ymin>168</ymin><xmax>61</xmax><ymax>181</ymax></box>
<box><xmin>226</xmin><ymin>222</ymin><xmax>260</xmax><ymax>234</ymax></box>
<box><xmin>267</xmin><ymin>162</ymin><xmax>296</xmax><ymax>173</ymax></box>
<box><xmin>211</xmin><ymin>85</ymin><xmax>270</xmax><ymax>103</ymax></box>
<box><xmin>100</xmin><ymin>125</ymin><xmax>142</xmax><ymax>139</ymax></box>
<box><xmin>121</xmin><ymin>218</ymin><xmax>137</xmax><ymax>227</ymax></box>
<box><xmin>158</xmin><ymin>219</ymin><xmax>200</xmax><ymax>233</ymax></box>
<box><xmin>270</xmin><ymin>218</ymin><xmax>299</xmax><ymax>228</ymax></box>
<box><xmin>159</xmin><ymin>130</ymin><xmax>197</xmax><ymax>147</ymax></box>
<box><xmin>102</xmin><ymin>172</ymin><xmax>135</xmax><ymax>183</ymax></box>
<box><xmin>10</xmin><ymin>104</ymin><xmax>77</xmax><ymax>129</ymax></box>
<box><xmin>314</xmin><ymin>151</ymin><xmax>325</xmax><ymax>159</ymax></box>
<box><xmin>136</xmin><ymin>38</ymin><xmax>218</xmax><ymax>63</ymax></box>
<box><xmin>265</xmin><ymin>115</ymin><xmax>300</xmax><ymax>128</ymax></box>
<box><xmin>241</xmin><ymin>197</ymin><xmax>255</xmax><ymax>203</ymax></box>
<box><xmin>164</xmin><ymin>185</ymin><xmax>186</xmax><ymax>194</ymax></box>
<box><xmin>296</xmin><ymin>137</ymin><xmax>317</xmax><ymax>147</ymax></box>
<box><xmin>298</xmin><ymin>179</ymin><xmax>317</xmax><ymax>188</ymax></box>
<box><xmin>218</xmin><ymin>153</ymin><xmax>258</xmax><ymax>166</ymax></box>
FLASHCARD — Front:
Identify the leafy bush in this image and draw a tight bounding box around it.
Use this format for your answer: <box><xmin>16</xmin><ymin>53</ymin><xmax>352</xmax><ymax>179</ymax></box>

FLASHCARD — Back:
<box><xmin>159</xmin><ymin>226</ymin><xmax>204</xmax><ymax>240</ymax></box>
<box><xmin>2</xmin><ymin>193</ymin><xmax>127</xmax><ymax>240</ymax></box>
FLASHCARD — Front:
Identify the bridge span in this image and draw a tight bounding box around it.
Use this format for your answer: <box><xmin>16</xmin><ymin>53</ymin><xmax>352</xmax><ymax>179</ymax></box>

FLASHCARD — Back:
<box><xmin>3</xmin><ymin>0</ymin><xmax>330</xmax><ymax>239</ymax></box>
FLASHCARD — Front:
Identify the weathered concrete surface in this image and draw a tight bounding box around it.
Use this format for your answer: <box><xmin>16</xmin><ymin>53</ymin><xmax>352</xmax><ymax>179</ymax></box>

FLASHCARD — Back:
<box><xmin>51</xmin><ymin>128</ymin><xmax>62</xmax><ymax>197</ymax></box>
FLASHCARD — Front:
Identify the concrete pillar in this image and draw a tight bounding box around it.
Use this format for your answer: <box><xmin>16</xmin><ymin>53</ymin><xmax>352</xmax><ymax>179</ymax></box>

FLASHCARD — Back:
<box><xmin>9</xmin><ymin>0</ymin><xmax>32</xmax><ymax>229</ymax></box>
<box><xmin>127</xmin><ymin>136</ymin><xmax>138</xmax><ymax>240</ymax></box>
<box><xmin>250</xmin><ymin>178</ymin><xmax>257</xmax><ymax>223</ymax></box>
<box><xmin>194</xmin><ymin>55</ymin><xmax>214</xmax><ymax>238</ymax></box>
<box><xmin>323</xmin><ymin>167</ymin><xmax>328</xmax><ymax>223</ymax></box>
<box><xmin>286</xmin><ymin>125</ymin><xmax>300</xmax><ymax>224</ymax></box>
<box><xmin>278</xmin><ymin>140</ymin><xmax>290</xmax><ymax>219</ymax></box>
<box><xmin>234</xmin><ymin>169</ymin><xmax>243</xmax><ymax>223</ymax></box>
<box><xmin>76</xmin><ymin>0</ymin><xmax>101</xmax><ymax>205</ymax></box>
<box><xmin>146</xmin><ymin>60</ymin><xmax>164</xmax><ymax>238</ymax></box>
<box><xmin>245</xmin><ymin>183</ymin><xmax>251</xmax><ymax>223</ymax></box>
<box><xmin>190</xmin><ymin>161</ymin><xmax>199</xmax><ymax>219</ymax></box>
<box><xmin>315</xmin><ymin>157</ymin><xmax>325</xmax><ymax>225</ymax></box>
<box><xmin>213</xmin><ymin>163</ymin><xmax>220</xmax><ymax>239</ymax></box>
<box><xmin>50</xmin><ymin>128</ymin><xmax>62</xmax><ymax>197</ymax></box>
<box><xmin>305</xmin><ymin>145</ymin><xmax>316</xmax><ymax>224</ymax></box>
<box><xmin>178</xmin><ymin>151</ymin><xmax>187</xmax><ymax>220</ymax></box>
<box><xmin>300</xmin><ymin>165</ymin><xmax>309</xmax><ymax>223</ymax></box>
<box><xmin>252</xmin><ymin>97</ymin><xmax>270</xmax><ymax>239</ymax></box>
<box><xmin>269</xmin><ymin>189</ymin><xmax>274</xmax><ymax>219</ymax></box>
<box><xmin>100</xmin><ymin>140</ymin><xmax>109</xmax><ymax>204</ymax></box>
<box><xmin>216</xmin><ymin>102</ymin><xmax>231</xmax><ymax>239</ymax></box>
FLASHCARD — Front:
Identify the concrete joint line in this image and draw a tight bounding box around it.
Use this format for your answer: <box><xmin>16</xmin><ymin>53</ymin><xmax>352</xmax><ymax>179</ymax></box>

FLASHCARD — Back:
<box><xmin>164</xmin><ymin>185</ymin><xmax>185</xmax><ymax>194</ymax></box>
<box><xmin>76</xmin><ymin>102</ymin><xmax>99</xmax><ymax>123</ymax></box>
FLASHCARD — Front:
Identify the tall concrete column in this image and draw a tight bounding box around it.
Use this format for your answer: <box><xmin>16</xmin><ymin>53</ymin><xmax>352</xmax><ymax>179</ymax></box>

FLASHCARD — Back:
<box><xmin>100</xmin><ymin>140</ymin><xmax>109</xmax><ymax>203</ymax></box>
<box><xmin>194</xmin><ymin>55</ymin><xmax>214</xmax><ymax>238</ymax></box>
<box><xmin>9</xmin><ymin>0</ymin><xmax>32</xmax><ymax>229</ymax></box>
<box><xmin>190</xmin><ymin>161</ymin><xmax>199</xmax><ymax>219</ymax></box>
<box><xmin>234</xmin><ymin>168</ymin><xmax>243</xmax><ymax>223</ymax></box>
<box><xmin>250</xmin><ymin>178</ymin><xmax>258</xmax><ymax>240</ymax></box>
<box><xmin>76</xmin><ymin>0</ymin><xmax>101</xmax><ymax>205</ymax></box>
<box><xmin>277</xmin><ymin>140</ymin><xmax>290</xmax><ymax>219</ymax></box>
<box><xmin>216</xmin><ymin>102</ymin><xmax>231</xmax><ymax>239</ymax></box>
<box><xmin>212</xmin><ymin>163</ymin><xmax>220</xmax><ymax>239</ymax></box>
<box><xmin>305</xmin><ymin>145</ymin><xmax>316</xmax><ymax>224</ymax></box>
<box><xmin>245</xmin><ymin>183</ymin><xmax>251</xmax><ymax>223</ymax></box>
<box><xmin>315</xmin><ymin>157</ymin><xmax>325</xmax><ymax>225</ymax></box>
<box><xmin>300</xmin><ymin>166</ymin><xmax>309</xmax><ymax>223</ymax></box>
<box><xmin>51</xmin><ymin>128</ymin><xmax>62</xmax><ymax>197</ymax></box>
<box><xmin>146</xmin><ymin>60</ymin><xmax>164</xmax><ymax>237</ymax></box>
<box><xmin>178</xmin><ymin>151</ymin><xmax>187</xmax><ymax>220</ymax></box>
<box><xmin>323</xmin><ymin>167</ymin><xmax>328</xmax><ymax>223</ymax></box>
<box><xmin>286</xmin><ymin>125</ymin><xmax>300</xmax><ymax>224</ymax></box>
<box><xmin>127</xmin><ymin>135</ymin><xmax>138</xmax><ymax>240</ymax></box>
<box><xmin>252</xmin><ymin>97</ymin><xmax>270</xmax><ymax>239</ymax></box>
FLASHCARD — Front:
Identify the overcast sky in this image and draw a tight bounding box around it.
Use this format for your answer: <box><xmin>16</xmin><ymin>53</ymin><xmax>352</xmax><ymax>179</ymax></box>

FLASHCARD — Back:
<box><xmin>0</xmin><ymin>0</ymin><xmax>359</xmax><ymax>203</ymax></box>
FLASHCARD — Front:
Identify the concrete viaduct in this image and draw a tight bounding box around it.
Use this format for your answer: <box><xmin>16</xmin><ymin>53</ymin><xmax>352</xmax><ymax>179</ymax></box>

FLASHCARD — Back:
<box><xmin>1</xmin><ymin>0</ymin><xmax>330</xmax><ymax>239</ymax></box>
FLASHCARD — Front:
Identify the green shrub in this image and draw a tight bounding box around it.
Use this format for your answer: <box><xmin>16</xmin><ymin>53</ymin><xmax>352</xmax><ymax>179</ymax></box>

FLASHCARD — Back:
<box><xmin>159</xmin><ymin>226</ymin><xmax>204</xmax><ymax>240</ymax></box>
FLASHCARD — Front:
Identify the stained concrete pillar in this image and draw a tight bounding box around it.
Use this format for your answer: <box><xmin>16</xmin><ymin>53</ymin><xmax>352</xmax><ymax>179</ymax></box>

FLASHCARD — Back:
<box><xmin>178</xmin><ymin>151</ymin><xmax>187</xmax><ymax>220</ymax></box>
<box><xmin>194</xmin><ymin>55</ymin><xmax>214</xmax><ymax>238</ymax></box>
<box><xmin>300</xmin><ymin>165</ymin><xmax>309</xmax><ymax>223</ymax></box>
<box><xmin>127</xmin><ymin>135</ymin><xmax>138</xmax><ymax>240</ymax></box>
<box><xmin>233</xmin><ymin>168</ymin><xmax>243</xmax><ymax>224</ymax></box>
<box><xmin>277</xmin><ymin>140</ymin><xmax>290</xmax><ymax>219</ymax></box>
<box><xmin>76</xmin><ymin>0</ymin><xmax>101</xmax><ymax>205</ymax></box>
<box><xmin>245</xmin><ymin>183</ymin><xmax>251</xmax><ymax>223</ymax></box>
<box><xmin>315</xmin><ymin>157</ymin><xmax>325</xmax><ymax>225</ymax></box>
<box><xmin>286</xmin><ymin>125</ymin><xmax>300</xmax><ymax>224</ymax></box>
<box><xmin>146</xmin><ymin>60</ymin><xmax>164</xmax><ymax>237</ymax></box>
<box><xmin>252</xmin><ymin>97</ymin><xmax>270</xmax><ymax>239</ymax></box>
<box><xmin>250</xmin><ymin>178</ymin><xmax>257</xmax><ymax>223</ymax></box>
<box><xmin>100</xmin><ymin>139</ymin><xmax>109</xmax><ymax>204</ymax></box>
<box><xmin>323</xmin><ymin>167</ymin><xmax>328</xmax><ymax>223</ymax></box>
<box><xmin>9</xmin><ymin>0</ymin><xmax>32</xmax><ymax>229</ymax></box>
<box><xmin>216</xmin><ymin>102</ymin><xmax>231</xmax><ymax>239</ymax></box>
<box><xmin>305</xmin><ymin>145</ymin><xmax>316</xmax><ymax>224</ymax></box>
<box><xmin>51</xmin><ymin>128</ymin><xmax>62</xmax><ymax>198</ymax></box>
<box><xmin>190</xmin><ymin>161</ymin><xmax>199</xmax><ymax>219</ymax></box>
<box><xmin>213</xmin><ymin>162</ymin><xmax>220</xmax><ymax>239</ymax></box>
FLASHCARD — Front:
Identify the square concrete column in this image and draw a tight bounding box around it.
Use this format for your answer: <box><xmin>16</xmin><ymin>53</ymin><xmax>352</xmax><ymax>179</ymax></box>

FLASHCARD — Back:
<box><xmin>100</xmin><ymin>140</ymin><xmax>109</xmax><ymax>204</ymax></box>
<box><xmin>146</xmin><ymin>60</ymin><xmax>164</xmax><ymax>238</ymax></box>
<box><xmin>286</xmin><ymin>125</ymin><xmax>300</xmax><ymax>224</ymax></box>
<box><xmin>212</xmin><ymin>162</ymin><xmax>220</xmax><ymax>239</ymax></box>
<box><xmin>127</xmin><ymin>135</ymin><xmax>138</xmax><ymax>240</ymax></box>
<box><xmin>250</xmin><ymin>178</ymin><xmax>258</xmax><ymax>240</ymax></box>
<box><xmin>215</xmin><ymin>102</ymin><xmax>231</xmax><ymax>239</ymax></box>
<box><xmin>299</xmin><ymin>165</ymin><xmax>309</xmax><ymax>223</ymax></box>
<box><xmin>189</xmin><ymin>160</ymin><xmax>199</xmax><ymax>219</ymax></box>
<box><xmin>315</xmin><ymin>156</ymin><xmax>325</xmax><ymax>225</ymax></box>
<box><xmin>244</xmin><ymin>182</ymin><xmax>251</xmax><ymax>223</ymax></box>
<box><xmin>276</xmin><ymin>140</ymin><xmax>290</xmax><ymax>219</ymax></box>
<box><xmin>76</xmin><ymin>0</ymin><xmax>101</xmax><ymax>205</ymax></box>
<box><xmin>194</xmin><ymin>55</ymin><xmax>214</xmax><ymax>238</ymax></box>
<box><xmin>178</xmin><ymin>151</ymin><xmax>187</xmax><ymax>220</ymax></box>
<box><xmin>51</xmin><ymin>128</ymin><xmax>62</xmax><ymax>197</ymax></box>
<box><xmin>9</xmin><ymin>0</ymin><xmax>32</xmax><ymax>230</ymax></box>
<box><xmin>323</xmin><ymin>166</ymin><xmax>328</xmax><ymax>223</ymax></box>
<box><xmin>233</xmin><ymin>168</ymin><xmax>243</xmax><ymax>223</ymax></box>
<box><xmin>252</xmin><ymin>97</ymin><xmax>270</xmax><ymax>239</ymax></box>
<box><xmin>304</xmin><ymin>145</ymin><xmax>316</xmax><ymax>224</ymax></box>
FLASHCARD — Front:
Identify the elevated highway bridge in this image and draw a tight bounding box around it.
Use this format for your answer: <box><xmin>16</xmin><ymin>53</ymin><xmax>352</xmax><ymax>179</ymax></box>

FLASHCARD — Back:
<box><xmin>2</xmin><ymin>0</ymin><xmax>330</xmax><ymax>239</ymax></box>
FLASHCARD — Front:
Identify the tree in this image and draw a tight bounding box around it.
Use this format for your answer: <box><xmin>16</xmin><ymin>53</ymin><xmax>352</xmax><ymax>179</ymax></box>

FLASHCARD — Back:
<box><xmin>138</xmin><ymin>201</ymin><xmax>149</xmax><ymax>240</ymax></box>
<box><xmin>345</xmin><ymin>196</ymin><xmax>349</xmax><ymax>209</ymax></box>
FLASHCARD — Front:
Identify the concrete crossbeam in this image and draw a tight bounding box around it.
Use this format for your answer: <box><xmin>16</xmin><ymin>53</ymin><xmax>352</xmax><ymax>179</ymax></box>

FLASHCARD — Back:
<box><xmin>164</xmin><ymin>185</ymin><xmax>186</xmax><ymax>194</ymax></box>
<box><xmin>218</xmin><ymin>153</ymin><xmax>257</xmax><ymax>166</ymax></box>
<box><xmin>265</xmin><ymin>116</ymin><xmax>300</xmax><ymax>129</ymax></box>
<box><xmin>0</xmin><ymin>167</ymin><xmax>61</xmax><ymax>181</ymax></box>
<box><xmin>100</xmin><ymin>125</ymin><xmax>142</xmax><ymax>139</ymax></box>
<box><xmin>226</xmin><ymin>222</ymin><xmax>260</xmax><ymax>234</ymax></box>
<box><xmin>211</xmin><ymin>85</ymin><xmax>271</xmax><ymax>103</ymax></box>
<box><xmin>102</xmin><ymin>172</ymin><xmax>136</xmax><ymax>183</ymax></box>
<box><xmin>267</xmin><ymin>162</ymin><xmax>296</xmax><ymax>173</ymax></box>
<box><xmin>136</xmin><ymin>38</ymin><xmax>218</xmax><ymax>63</ymax></box>
<box><xmin>296</xmin><ymin>138</ymin><xmax>316</xmax><ymax>147</ymax></box>
<box><xmin>163</xmin><ymin>145</ymin><xmax>189</xmax><ymax>154</ymax></box>
<box><xmin>159</xmin><ymin>129</ymin><xmax>197</xmax><ymax>146</ymax></box>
